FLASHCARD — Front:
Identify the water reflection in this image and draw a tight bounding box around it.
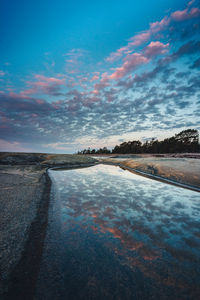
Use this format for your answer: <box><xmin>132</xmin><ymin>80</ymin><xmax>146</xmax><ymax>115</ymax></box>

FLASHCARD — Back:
<box><xmin>36</xmin><ymin>164</ymin><xmax>200</xmax><ymax>300</ymax></box>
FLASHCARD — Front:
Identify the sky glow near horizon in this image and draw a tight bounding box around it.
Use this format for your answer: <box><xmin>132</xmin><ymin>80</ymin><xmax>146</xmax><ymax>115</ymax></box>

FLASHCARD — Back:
<box><xmin>0</xmin><ymin>0</ymin><xmax>200</xmax><ymax>153</ymax></box>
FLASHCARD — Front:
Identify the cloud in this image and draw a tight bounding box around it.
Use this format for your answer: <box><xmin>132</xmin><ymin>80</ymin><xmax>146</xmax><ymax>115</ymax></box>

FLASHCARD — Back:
<box><xmin>171</xmin><ymin>7</ymin><xmax>200</xmax><ymax>21</ymax></box>
<box><xmin>21</xmin><ymin>74</ymin><xmax>66</xmax><ymax>96</ymax></box>
<box><xmin>0</xmin><ymin>93</ymin><xmax>54</xmax><ymax>114</ymax></box>
<box><xmin>91</xmin><ymin>75</ymin><xmax>99</xmax><ymax>81</ymax></box>
<box><xmin>34</xmin><ymin>74</ymin><xmax>65</xmax><ymax>84</ymax></box>
<box><xmin>109</xmin><ymin>53</ymin><xmax>149</xmax><ymax>80</ymax></box>
<box><xmin>149</xmin><ymin>16</ymin><xmax>170</xmax><ymax>33</ymax></box>
<box><xmin>0</xmin><ymin>139</ymin><xmax>31</xmax><ymax>152</ymax></box>
<box><xmin>117</xmin><ymin>64</ymin><xmax>173</xmax><ymax>89</ymax></box>
<box><xmin>93</xmin><ymin>76</ymin><xmax>109</xmax><ymax>90</ymax></box>
<box><xmin>106</xmin><ymin>32</ymin><xmax>151</xmax><ymax>63</ymax></box>
<box><xmin>64</xmin><ymin>48</ymin><xmax>88</xmax><ymax>68</ymax></box>
<box><xmin>1</xmin><ymin>74</ymin><xmax>199</xmax><ymax>152</ymax></box>
<box><xmin>106</xmin><ymin>2</ymin><xmax>200</xmax><ymax>63</ymax></box>
<box><xmin>0</xmin><ymin>70</ymin><xmax>5</xmax><ymax>76</ymax></box>
<box><xmin>110</xmin><ymin>42</ymin><xmax>169</xmax><ymax>80</ymax></box>
<box><xmin>171</xmin><ymin>40</ymin><xmax>200</xmax><ymax>60</ymax></box>
<box><xmin>45</xmin><ymin>142</ymin><xmax>77</xmax><ymax>151</ymax></box>
<box><xmin>1</xmin><ymin>1</ymin><xmax>200</xmax><ymax>153</ymax></box>
<box><xmin>64</xmin><ymin>48</ymin><xmax>89</xmax><ymax>74</ymax></box>
<box><xmin>106</xmin><ymin>27</ymin><xmax>169</xmax><ymax>63</ymax></box>
<box><xmin>188</xmin><ymin>0</ymin><xmax>195</xmax><ymax>7</ymax></box>
<box><xmin>144</xmin><ymin>41</ymin><xmax>169</xmax><ymax>58</ymax></box>
<box><xmin>190</xmin><ymin>57</ymin><xmax>200</xmax><ymax>68</ymax></box>
<box><xmin>156</xmin><ymin>40</ymin><xmax>200</xmax><ymax>67</ymax></box>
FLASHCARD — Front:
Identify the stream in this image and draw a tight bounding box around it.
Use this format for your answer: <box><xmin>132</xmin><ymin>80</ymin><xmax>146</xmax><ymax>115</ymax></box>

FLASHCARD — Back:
<box><xmin>35</xmin><ymin>164</ymin><xmax>200</xmax><ymax>299</ymax></box>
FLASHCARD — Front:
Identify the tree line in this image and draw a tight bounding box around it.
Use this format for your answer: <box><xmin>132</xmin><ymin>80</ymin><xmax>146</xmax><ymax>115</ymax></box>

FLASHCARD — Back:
<box><xmin>77</xmin><ymin>129</ymin><xmax>200</xmax><ymax>155</ymax></box>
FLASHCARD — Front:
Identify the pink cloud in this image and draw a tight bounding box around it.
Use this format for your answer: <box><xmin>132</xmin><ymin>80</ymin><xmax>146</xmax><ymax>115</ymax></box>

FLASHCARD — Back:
<box><xmin>128</xmin><ymin>31</ymin><xmax>151</xmax><ymax>46</ymax></box>
<box><xmin>9</xmin><ymin>92</ymin><xmax>33</xmax><ymax>100</ymax></box>
<box><xmin>109</xmin><ymin>53</ymin><xmax>149</xmax><ymax>80</ymax></box>
<box><xmin>109</xmin><ymin>41</ymin><xmax>169</xmax><ymax>80</ymax></box>
<box><xmin>150</xmin><ymin>16</ymin><xmax>170</xmax><ymax>33</ymax></box>
<box><xmin>144</xmin><ymin>41</ymin><xmax>169</xmax><ymax>58</ymax></box>
<box><xmin>92</xmin><ymin>89</ymin><xmax>99</xmax><ymax>95</ymax></box>
<box><xmin>106</xmin><ymin>19</ymin><xmax>169</xmax><ymax>63</ymax></box>
<box><xmin>106</xmin><ymin>31</ymin><xmax>152</xmax><ymax>63</ymax></box>
<box><xmin>66</xmin><ymin>59</ymin><xmax>74</xmax><ymax>63</ymax></box>
<box><xmin>171</xmin><ymin>6</ymin><xmax>200</xmax><ymax>21</ymax></box>
<box><xmin>91</xmin><ymin>75</ymin><xmax>99</xmax><ymax>81</ymax></box>
<box><xmin>34</xmin><ymin>74</ymin><xmax>65</xmax><ymax>84</ymax></box>
<box><xmin>20</xmin><ymin>74</ymin><xmax>66</xmax><ymax>96</ymax></box>
<box><xmin>106</xmin><ymin>3</ymin><xmax>199</xmax><ymax>63</ymax></box>
<box><xmin>0</xmin><ymin>139</ymin><xmax>31</xmax><ymax>152</ymax></box>
<box><xmin>0</xmin><ymin>70</ymin><xmax>5</xmax><ymax>76</ymax></box>
<box><xmin>20</xmin><ymin>88</ymin><xmax>38</xmax><ymax>97</ymax></box>
<box><xmin>106</xmin><ymin>17</ymin><xmax>169</xmax><ymax>63</ymax></box>
<box><xmin>36</xmin><ymin>99</ymin><xmax>45</xmax><ymax>105</ymax></box>
<box><xmin>64</xmin><ymin>48</ymin><xmax>88</xmax><ymax>74</ymax></box>
<box><xmin>34</xmin><ymin>81</ymin><xmax>49</xmax><ymax>88</ymax></box>
<box><xmin>93</xmin><ymin>73</ymin><xmax>110</xmax><ymax>91</ymax></box>
<box><xmin>106</xmin><ymin>46</ymin><xmax>131</xmax><ymax>63</ymax></box>
<box><xmin>188</xmin><ymin>0</ymin><xmax>195</xmax><ymax>6</ymax></box>
<box><xmin>94</xmin><ymin>78</ymin><xmax>109</xmax><ymax>90</ymax></box>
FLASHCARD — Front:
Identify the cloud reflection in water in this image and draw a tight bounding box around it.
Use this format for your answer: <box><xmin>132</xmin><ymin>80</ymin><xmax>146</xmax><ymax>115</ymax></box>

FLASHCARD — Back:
<box><xmin>40</xmin><ymin>164</ymin><xmax>200</xmax><ymax>299</ymax></box>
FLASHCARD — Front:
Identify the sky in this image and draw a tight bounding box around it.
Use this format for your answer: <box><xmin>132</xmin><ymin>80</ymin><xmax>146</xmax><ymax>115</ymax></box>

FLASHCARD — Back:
<box><xmin>0</xmin><ymin>0</ymin><xmax>200</xmax><ymax>153</ymax></box>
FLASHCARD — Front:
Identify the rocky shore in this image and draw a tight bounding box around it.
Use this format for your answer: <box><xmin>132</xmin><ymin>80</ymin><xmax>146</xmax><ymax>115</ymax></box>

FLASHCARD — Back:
<box><xmin>0</xmin><ymin>153</ymin><xmax>96</xmax><ymax>299</ymax></box>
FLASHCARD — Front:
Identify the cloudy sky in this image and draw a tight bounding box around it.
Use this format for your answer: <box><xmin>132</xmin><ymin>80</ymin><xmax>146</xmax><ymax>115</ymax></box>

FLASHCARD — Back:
<box><xmin>0</xmin><ymin>0</ymin><xmax>200</xmax><ymax>153</ymax></box>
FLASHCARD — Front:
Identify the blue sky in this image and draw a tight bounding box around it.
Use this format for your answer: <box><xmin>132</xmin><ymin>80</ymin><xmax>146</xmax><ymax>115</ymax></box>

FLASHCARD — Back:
<box><xmin>0</xmin><ymin>0</ymin><xmax>200</xmax><ymax>152</ymax></box>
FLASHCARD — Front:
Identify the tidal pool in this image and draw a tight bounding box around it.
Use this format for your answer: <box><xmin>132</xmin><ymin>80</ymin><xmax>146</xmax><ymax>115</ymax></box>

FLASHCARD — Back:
<box><xmin>36</xmin><ymin>164</ymin><xmax>200</xmax><ymax>300</ymax></box>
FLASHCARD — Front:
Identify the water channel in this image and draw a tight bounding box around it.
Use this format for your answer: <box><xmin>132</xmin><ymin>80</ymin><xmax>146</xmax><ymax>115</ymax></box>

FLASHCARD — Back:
<box><xmin>36</xmin><ymin>164</ymin><xmax>200</xmax><ymax>299</ymax></box>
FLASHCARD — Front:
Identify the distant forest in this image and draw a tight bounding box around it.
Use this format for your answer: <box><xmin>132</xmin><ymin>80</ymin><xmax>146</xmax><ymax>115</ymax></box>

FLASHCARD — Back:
<box><xmin>78</xmin><ymin>129</ymin><xmax>200</xmax><ymax>154</ymax></box>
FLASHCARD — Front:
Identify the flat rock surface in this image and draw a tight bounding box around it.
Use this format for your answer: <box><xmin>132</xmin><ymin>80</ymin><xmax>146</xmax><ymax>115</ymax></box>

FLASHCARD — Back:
<box><xmin>0</xmin><ymin>165</ymin><xmax>46</xmax><ymax>294</ymax></box>
<box><xmin>0</xmin><ymin>152</ymin><xmax>96</xmax><ymax>166</ymax></box>
<box><xmin>99</xmin><ymin>155</ymin><xmax>200</xmax><ymax>189</ymax></box>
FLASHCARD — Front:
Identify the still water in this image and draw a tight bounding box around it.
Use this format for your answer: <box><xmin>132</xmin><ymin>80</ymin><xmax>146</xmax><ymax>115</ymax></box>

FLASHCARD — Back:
<box><xmin>36</xmin><ymin>164</ymin><xmax>200</xmax><ymax>300</ymax></box>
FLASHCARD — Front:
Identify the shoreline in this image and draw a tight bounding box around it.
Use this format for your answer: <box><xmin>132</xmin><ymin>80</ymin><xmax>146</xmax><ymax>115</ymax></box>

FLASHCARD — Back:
<box><xmin>102</xmin><ymin>162</ymin><xmax>200</xmax><ymax>193</ymax></box>
<box><xmin>97</xmin><ymin>155</ymin><xmax>200</xmax><ymax>192</ymax></box>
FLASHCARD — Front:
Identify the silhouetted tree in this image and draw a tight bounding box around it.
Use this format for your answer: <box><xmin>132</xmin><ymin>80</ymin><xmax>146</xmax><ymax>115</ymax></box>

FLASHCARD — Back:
<box><xmin>78</xmin><ymin>129</ymin><xmax>200</xmax><ymax>155</ymax></box>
